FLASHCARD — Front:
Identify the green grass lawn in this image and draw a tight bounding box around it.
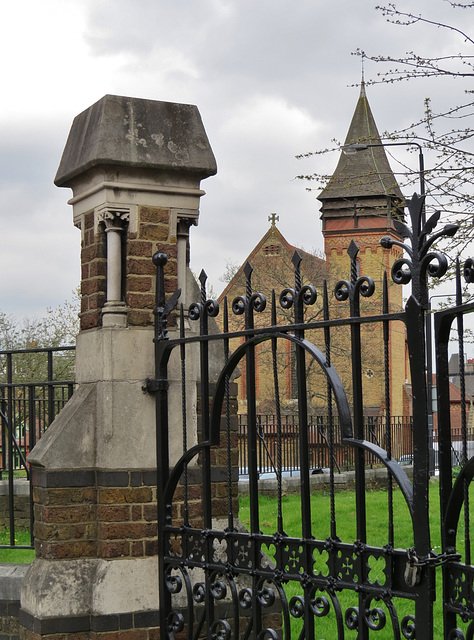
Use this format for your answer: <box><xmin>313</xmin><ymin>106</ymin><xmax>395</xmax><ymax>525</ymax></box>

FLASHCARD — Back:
<box><xmin>239</xmin><ymin>485</ymin><xmax>439</xmax><ymax>549</ymax></box>
<box><xmin>238</xmin><ymin>482</ymin><xmax>463</xmax><ymax>638</ymax></box>
<box><xmin>0</xmin><ymin>529</ymin><xmax>34</xmax><ymax>563</ymax></box>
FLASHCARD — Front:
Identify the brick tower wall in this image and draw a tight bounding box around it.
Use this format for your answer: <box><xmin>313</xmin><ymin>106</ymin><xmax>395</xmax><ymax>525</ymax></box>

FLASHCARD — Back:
<box><xmin>80</xmin><ymin>206</ymin><xmax>178</xmax><ymax>331</ymax></box>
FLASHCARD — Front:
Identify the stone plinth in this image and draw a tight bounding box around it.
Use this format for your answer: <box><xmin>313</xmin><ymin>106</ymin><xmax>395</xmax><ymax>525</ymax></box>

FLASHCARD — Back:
<box><xmin>20</xmin><ymin>96</ymin><xmax>216</xmax><ymax>640</ymax></box>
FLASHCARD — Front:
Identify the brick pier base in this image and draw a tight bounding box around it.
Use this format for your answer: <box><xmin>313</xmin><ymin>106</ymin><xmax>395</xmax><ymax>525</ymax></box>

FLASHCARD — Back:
<box><xmin>20</xmin><ymin>468</ymin><xmax>161</xmax><ymax>640</ymax></box>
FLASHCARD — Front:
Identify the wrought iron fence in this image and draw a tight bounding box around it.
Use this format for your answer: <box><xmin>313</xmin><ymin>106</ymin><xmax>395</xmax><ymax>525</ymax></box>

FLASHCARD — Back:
<box><xmin>153</xmin><ymin>195</ymin><xmax>474</xmax><ymax>637</ymax></box>
<box><xmin>238</xmin><ymin>414</ymin><xmax>414</xmax><ymax>475</ymax></box>
<box><xmin>0</xmin><ymin>345</ymin><xmax>75</xmax><ymax>548</ymax></box>
<box><xmin>238</xmin><ymin>416</ymin><xmax>474</xmax><ymax>477</ymax></box>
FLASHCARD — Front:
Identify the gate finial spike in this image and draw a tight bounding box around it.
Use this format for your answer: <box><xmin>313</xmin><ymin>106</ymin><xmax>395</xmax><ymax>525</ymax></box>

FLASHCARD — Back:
<box><xmin>292</xmin><ymin>250</ymin><xmax>302</xmax><ymax>270</ymax></box>
<box><xmin>199</xmin><ymin>269</ymin><xmax>207</xmax><ymax>304</ymax></box>
<box><xmin>347</xmin><ymin>240</ymin><xmax>359</xmax><ymax>261</ymax></box>
<box><xmin>244</xmin><ymin>261</ymin><xmax>253</xmax><ymax>300</ymax></box>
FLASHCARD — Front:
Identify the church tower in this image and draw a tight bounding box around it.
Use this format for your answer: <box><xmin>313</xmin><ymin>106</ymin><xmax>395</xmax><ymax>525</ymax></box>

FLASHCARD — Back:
<box><xmin>318</xmin><ymin>83</ymin><xmax>408</xmax><ymax>417</ymax></box>
<box><xmin>318</xmin><ymin>82</ymin><xmax>405</xmax><ymax>277</ymax></box>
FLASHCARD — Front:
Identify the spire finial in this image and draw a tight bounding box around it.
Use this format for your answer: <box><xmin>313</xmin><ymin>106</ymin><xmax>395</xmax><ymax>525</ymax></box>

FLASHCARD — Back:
<box><xmin>268</xmin><ymin>213</ymin><xmax>279</xmax><ymax>227</ymax></box>
<box><xmin>360</xmin><ymin>53</ymin><xmax>366</xmax><ymax>98</ymax></box>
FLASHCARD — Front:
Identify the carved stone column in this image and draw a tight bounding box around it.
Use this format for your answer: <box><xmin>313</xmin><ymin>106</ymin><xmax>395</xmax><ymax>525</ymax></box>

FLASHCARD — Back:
<box><xmin>174</xmin><ymin>209</ymin><xmax>199</xmax><ymax>308</ymax></box>
<box><xmin>97</xmin><ymin>206</ymin><xmax>130</xmax><ymax>328</ymax></box>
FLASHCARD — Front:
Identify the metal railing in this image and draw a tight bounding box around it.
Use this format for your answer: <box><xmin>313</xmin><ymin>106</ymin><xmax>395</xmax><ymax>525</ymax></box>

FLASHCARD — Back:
<box><xmin>238</xmin><ymin>414</ymin><xmax>414</xmax><ymax>476</ymax></box>
<box><xmin>0</xmin><ymin>345</ymin><xmax>75</xmax><ymax>548</ymax></box>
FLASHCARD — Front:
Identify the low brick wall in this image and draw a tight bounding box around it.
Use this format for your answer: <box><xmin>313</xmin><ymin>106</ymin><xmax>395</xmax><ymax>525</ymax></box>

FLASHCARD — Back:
<box><xmin>0</xmin><ymin>480</ymin><xmax>30</xmax><ymax>531</ymax></box>
<box><xmin>239</xmin><ymin>466</ymin><xmax>415</xmax><ymax>497</ymax></box>
<box><xmin>31</xmin><ymin>468</ymin><xmax>158</xmax><ymax>561</ymax></box>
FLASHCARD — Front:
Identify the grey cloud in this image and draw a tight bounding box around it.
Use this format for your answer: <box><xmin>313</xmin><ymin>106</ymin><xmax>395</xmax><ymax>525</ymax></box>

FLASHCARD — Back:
<box><xmin>3</xmin><ymin>0</ymin><xmax>474</xmax><ymax>319</ymax></box>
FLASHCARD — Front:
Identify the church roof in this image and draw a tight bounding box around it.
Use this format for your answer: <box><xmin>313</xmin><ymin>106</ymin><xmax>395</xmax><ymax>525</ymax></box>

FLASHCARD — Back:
<box><xmin>318</xmin><ymin>84</ymin><xmax>403</xmax><ymax>201</ymax></box>
<box><xmin>218</xmin><ymin>223</ymin><xmax>324</xmax><ymax>303</ymax></box>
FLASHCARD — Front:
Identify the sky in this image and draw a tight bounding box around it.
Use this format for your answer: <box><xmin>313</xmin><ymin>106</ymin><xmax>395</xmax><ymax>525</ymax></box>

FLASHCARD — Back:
<box><xmin>1</xmin><ymin>0</ymin><xmax>473</xmax><ymax>321</ymax></box>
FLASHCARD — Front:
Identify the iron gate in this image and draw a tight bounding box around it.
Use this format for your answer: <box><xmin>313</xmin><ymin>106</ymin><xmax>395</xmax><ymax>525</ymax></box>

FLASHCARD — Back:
<box><xmin>150</xmin><ymin>194</ymin><xmax>474</xmax><ymax>639</ymax></box>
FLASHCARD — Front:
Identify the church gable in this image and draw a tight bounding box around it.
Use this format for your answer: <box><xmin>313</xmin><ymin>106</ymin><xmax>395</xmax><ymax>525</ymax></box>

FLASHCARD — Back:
<box><xmin>218</xmin><ymin>221</ymin><xmax>325</xmax><ymax>307</ymax></box>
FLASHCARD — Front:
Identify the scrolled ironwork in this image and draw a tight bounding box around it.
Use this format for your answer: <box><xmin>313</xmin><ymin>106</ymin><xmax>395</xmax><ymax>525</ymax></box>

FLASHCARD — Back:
<box><xmin>231</xmin><ymin>292</ymin><xmax>266</xmax><ymax>316</ymax></box>
<box><xmin>289</xmin><ymin>595</ymin><xmax>305</xmax><ymax>618</ymax></box>
<box><xmin>420</xmin><ymin>251</ymin><xmax>448</xmax><ymax>281</ymax></box>
<box><xmin>166</xmin><ymin>612</ymin><xmax>185</xmax><ymax>638</ymax></box>
<box><xmin>391</xmin><ymin>257</ymin><xmax>412</xmax><ymax>285</ymax></box>
<box><xmin>355</xmin><ymin>275</ymin><xmax>375</xmax><ymax>298</ymax></box>
<box><xmin>279</xmin><ymin>284</ymin><xmax>316</xmax><ymax>310</ymax></box>
<box><xmin>256</xmin><ymin>582</ymin><xmax>276</xmax><ymax>608</ymax></box>
<box><xmin>210</xmin><ymin>575</ymin><xmax>227</xmax><ymax>600</ymax></box>
<box><xmin>380</xmin><ymin>193</ymin><xmax>459</xmax><ymax>303</ymax></box>
<box><xmin>238</xmin><ymin>587</ymin><xmax>252</xmax><ymax>609</ymax></box>
<box><xmin>232</xmin><ymin>296</ymin><xmax>246</xmax><ymax>315</ymax></box>
<box><xmin>301</xmin><ymin>283</ymin><xmax>317</xmax><ymax>306</ymax></box>
<box><xmin>204</xmin><ymin>298</ymin><xmax>220</xmax><ymax>317</ymax></box>
<box><xmin>154</xmin><ymin>231</ymin><xmax>474</xmax><ymax>639</ymax></box>
<box><xmin>334</xmin><ymin>280</ymin><xmax>350</xmax><ymax>302</ymax></box>
<box><xmin>464</xmin><ymin>258</ymin><xmax>474</xmax><ymax>283</ymax></box>
<box><xmin>345</xmin><ymin>606</ymin><xmax>359</xmax><ymax>630</ymax></box>
<box><xmin>364</xmin><ymin>606</ymin><xmax>387</xmax><ymax>631</ymax></box>
<box><xmin>280</xmin><ymin>287</ymin><xmax>295</xmax><ymax>309</ymax></box>
<box><xmin>188</xmin><ymin>302</ymin><xmax>202</xmax><ymax>321</ymax></box>
<box><xmin>165</xmin><ymin>571</ymin><xmax>182</xmax><ymax>594</ymax></box>
<box><xmin>448</xmin><ymin>629</ymin><xmax>466</xmax><ymax>640</ymax></box>
<box><xmin>376</xmin><ymin>593</ymin><xmax>404</xmax><ymax>639</ymax></box>
<box><xmin>250</xmin><ymin>292</ymin><xmax>267</xmax><ymax>313</ymax></box>
<box><xmin>192</xmin><ymin>582</ymin><xmax>206</xmax><ymax>603</ymax></box>
<box><xmin>401</xmin><ymin>615</ymin><xmax>416</xmax><ymax>639</ymax></box>
<box><xmin>209</xmin><ymin>619</ymin><xmax>232</xmax><ymax>640</ymax></box>
<box><xmin>257</xmin><ymin>629</ymin><xmax>279</xmax><ymax>640</ymax></box>
<box><xmin>334</xmin><ymin>242</ymin><xmax>375</xmax><ymax>309</ymax></box>
<box><xmin>309</xmin><ymin>592</ymin><xmax>331</xmax><ymax>618</ymax></box>
<box><xmin>188</xmin><ymin>299</ymin><xmax>219</xmax><ymax>319</ymax></box>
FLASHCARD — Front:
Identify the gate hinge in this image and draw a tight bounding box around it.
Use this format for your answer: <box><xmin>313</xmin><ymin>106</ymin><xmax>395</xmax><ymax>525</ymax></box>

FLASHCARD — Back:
<box><xmin>143</xmin><ymin>378</ymin><xmax>169</xmax><ymax>393</ymax></box>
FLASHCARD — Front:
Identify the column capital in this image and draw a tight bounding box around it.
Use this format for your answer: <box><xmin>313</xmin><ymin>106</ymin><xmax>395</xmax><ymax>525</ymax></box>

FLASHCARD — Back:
<box><xmin>97</xmin><ymin>205</ymin><xmax>131</xmax><ymax>231</ymax></box>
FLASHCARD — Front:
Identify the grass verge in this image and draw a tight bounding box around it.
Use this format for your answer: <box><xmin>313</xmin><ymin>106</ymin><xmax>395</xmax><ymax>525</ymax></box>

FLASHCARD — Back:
<box><xmin>0</xmin><ymin>529</ymin><xmax>34</xmax><ymax>563</ymax></box>
<box><xmin>238</xmin><ymin>482</ymin><xmax>455</xmax><ymax>638</ymax></box>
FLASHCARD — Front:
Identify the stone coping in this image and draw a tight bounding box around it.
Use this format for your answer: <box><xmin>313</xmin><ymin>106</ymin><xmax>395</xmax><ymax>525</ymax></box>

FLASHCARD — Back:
<box><xmin>0</xmin><ymin>480</ymin><xmax>30</xmax><ymax>497</ymax></box>
<box><xmin>0</xmin><ymin>565</ymin><xmax>30</xmax><ymax>601</ymax></box>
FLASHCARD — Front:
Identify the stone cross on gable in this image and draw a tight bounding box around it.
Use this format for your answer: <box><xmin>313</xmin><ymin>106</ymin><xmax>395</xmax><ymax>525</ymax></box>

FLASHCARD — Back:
<box><xmin>268</xmin><ymin>213</ymin><xmax>279</xmax><ymax>227</ymax></box>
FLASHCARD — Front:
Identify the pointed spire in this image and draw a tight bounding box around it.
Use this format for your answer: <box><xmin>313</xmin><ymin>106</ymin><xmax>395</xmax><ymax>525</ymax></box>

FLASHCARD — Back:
<box><xmin>318</xmin><ymin>84</ymin><xmax>403</xmax><ymax>201</ymax></box>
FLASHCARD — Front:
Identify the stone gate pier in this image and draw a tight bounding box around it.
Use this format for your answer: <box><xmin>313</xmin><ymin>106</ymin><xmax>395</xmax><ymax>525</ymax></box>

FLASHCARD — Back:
<box><xmin>19</xmin><ymin>95</ymin><xmax>217</xmax><ymax>640</ymax></box>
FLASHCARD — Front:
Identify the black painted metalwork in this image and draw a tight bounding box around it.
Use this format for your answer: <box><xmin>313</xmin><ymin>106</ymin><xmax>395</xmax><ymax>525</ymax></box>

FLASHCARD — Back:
<box><xmin>152</xmin><ymin>195</ymin><xmax>474</xmax><ymax>639</ymax></box>
<box><xmin>237</xmin><ymin>414</ymin><xmax>413</xmax><ymax>476</ymax></box>
<box><xmin>0</xmin><ymin>345</ymin><xmax>75</xmax><ymax>548</ymax></box>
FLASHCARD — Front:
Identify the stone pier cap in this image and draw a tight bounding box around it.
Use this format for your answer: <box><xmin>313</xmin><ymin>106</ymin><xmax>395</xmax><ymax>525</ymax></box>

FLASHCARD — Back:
<box><xmin>54</xmin><ymin>94</ymin><xmax>217</xmax><ymax>187</ymax></box>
